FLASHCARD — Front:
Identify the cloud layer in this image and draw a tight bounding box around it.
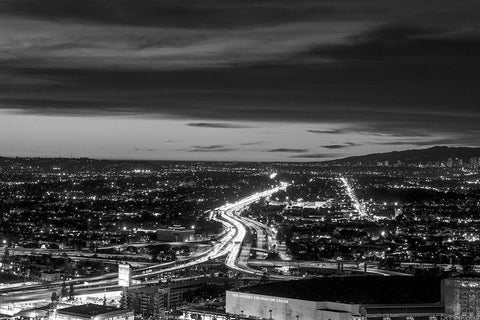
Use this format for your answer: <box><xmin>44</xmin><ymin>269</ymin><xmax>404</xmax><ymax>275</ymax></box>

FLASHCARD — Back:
<box><xmin>187</xmin><ymin>122</ymin><xmax>252</xmax><ymax>129</ymax></box>
<box><xmin>0</xmin><ymin>0</ymin><xmax>479</xmax><ymax>159</ymax></box>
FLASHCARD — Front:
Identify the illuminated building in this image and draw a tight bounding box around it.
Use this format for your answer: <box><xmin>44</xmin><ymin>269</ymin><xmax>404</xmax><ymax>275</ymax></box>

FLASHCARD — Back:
<box><xmin>124</xmin><ymin>286</ymin><xmax>169</xmax><ymax>318</ymax></box>
<box><xmin>443</xmin><ymin>278</ymin><xmax>480</xmax><ymax>320</ymax></box>
<box><xmin>41</xmin><ymin>270</ymin><xmax>65</xmax><ymax>282</ymax></box>
<box><xmin>118</xmin><ymin>263</ymin><xmax>131</xmax><ymax>287</ymax></box>
<box><xmin>124</xmin><ymin>277</ymin><xmax>230</xmax><ymax>318</ymax></box>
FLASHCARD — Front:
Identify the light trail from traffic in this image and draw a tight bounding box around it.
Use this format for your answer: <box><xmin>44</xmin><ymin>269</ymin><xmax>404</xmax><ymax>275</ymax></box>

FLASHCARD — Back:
<box><xmin>340</xmin><ymin>176</ymin><xmax>368</xmax><ymax>217</ymax></box>
<box><xmin>0</xmin><ymin>183</ymin><xmax>290</xmax><ymax>305</ymax></box>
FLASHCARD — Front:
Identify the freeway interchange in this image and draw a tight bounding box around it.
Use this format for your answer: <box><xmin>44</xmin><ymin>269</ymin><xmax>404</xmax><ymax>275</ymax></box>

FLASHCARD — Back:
<box><xmin>0</xmin><ymin>183</ymin><xmax>290</xmax><ymax>305</ymax></box>
<box><xmin>0</xmin><ymin>181</ymin><xmax>405</xmax><ymax>306</ymax></box>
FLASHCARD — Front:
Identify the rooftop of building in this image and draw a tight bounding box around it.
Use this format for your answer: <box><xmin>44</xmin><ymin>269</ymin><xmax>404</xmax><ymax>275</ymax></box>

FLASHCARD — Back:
<box><xmin>57</xmin><ymin>304</ymin><xmax>130</xmax><ymax>317</ymax></box>
<box><xmin>236</xmin><ymin>276</ymin><xmax>441</xmax><ymax>305</ymax></box>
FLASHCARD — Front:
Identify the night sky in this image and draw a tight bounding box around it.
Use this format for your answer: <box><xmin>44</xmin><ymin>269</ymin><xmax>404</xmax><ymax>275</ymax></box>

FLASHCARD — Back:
<box><xmin>1</xmin><ymin>0</ymin><xmax>479</xmax><ymax>160</ymax></box>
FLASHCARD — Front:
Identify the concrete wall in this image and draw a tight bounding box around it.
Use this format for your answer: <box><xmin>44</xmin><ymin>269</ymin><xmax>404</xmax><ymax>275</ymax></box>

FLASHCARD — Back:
<box><xmin>318</xmin><ymin>310</ymin><xmax>352</xmax><ymax>320</ymax></box>
<box><xmin>317</xmin><ymin>301</ymin><xmax>359</xmax><ymax>315</ymax></box>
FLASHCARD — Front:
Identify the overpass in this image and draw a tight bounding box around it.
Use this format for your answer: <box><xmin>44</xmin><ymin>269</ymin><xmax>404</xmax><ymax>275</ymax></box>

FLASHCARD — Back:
<box><xmin>247</xmin><ymin>259</ymin><xmax>411</xmax><ymax>276</ymax></box>
<box><xmin>250</xmin><ymin>247</ymin><xmax>273</xmax><ymax>254</ymax></box>
<box><xmin>97</xmin><ymin>241</ymin><xmax>210</xmax><ymax>251</ymax></box>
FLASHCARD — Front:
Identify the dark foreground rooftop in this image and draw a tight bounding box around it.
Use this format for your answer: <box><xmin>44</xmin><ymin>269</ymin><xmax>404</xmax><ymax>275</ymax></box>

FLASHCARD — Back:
<box><xmin>58</xmin><ymin>304</ymin><xmax>128</xmax><ymax>317</ymax></box>
<box><xmin>238</xmin><ymin>276</ymin><xmax>441</xmax><ymax>304</ymax></box>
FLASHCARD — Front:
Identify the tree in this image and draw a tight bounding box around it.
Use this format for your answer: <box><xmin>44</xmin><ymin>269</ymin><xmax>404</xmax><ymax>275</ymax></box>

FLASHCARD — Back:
<box><xmin>61</xmin><ymin>281</ymin><xmax>68</xmax><ymax>298</ymax></box>
<box><xmin>68</xmin><ymin>283</ymin><xmax>75</xmax><ymax>301</ymax></box>
<box><xmin>120</xmin><ymin>289</ymin><xmax>127</xmax><ymax>308</ymax></box>
<box><xmin>51</xmin><ymin>291</ymin><xmax>59</xmax><ymax>303</ymax></box>
<box><xmin>260</xmin><ymin>272</ymin><xmax>269</xmax><ymax>284</ymax></box>
<box><xmin>461</xmin><ymin>255</ymin><xmax>475</xmax><ymax>275</ymax></box>
<box><xmin>265</xmin><ymin>252</ymin><xmax>280</xmax><ymax>260</ymax></box>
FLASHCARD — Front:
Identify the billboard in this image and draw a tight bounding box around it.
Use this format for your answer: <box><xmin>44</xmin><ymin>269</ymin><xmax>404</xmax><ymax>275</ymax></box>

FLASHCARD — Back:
<box><xmin>118</xmin><ymin>263</ymin><xmax>131</xmax><ymax>287</ymax></box>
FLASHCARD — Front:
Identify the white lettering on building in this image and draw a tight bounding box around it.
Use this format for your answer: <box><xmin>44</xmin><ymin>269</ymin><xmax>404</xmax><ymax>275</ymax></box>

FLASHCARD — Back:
<box><xmin>231</xmin><ymin>293</ymin><xmax>289</xmax><ymax>304</ymax></box>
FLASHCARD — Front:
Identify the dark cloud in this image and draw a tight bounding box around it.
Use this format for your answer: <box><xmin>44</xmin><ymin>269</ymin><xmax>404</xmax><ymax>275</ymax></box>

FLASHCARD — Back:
<box><xmin>187</xmin><ymin>145</ymin><xmax>235</xmax><ymax>152</ymax></box>
<box><xmin>134</xmin><ymin>148</ymin><xmax>158</xmax><ymax>152</ymax></box>
<box><xmin>308</xmin><ymin>129</ymin><xmax>347</xmax><ymax>135</ymax></box>
<box><xmin>187</xmin><ymin>122</ymin><xmax>252</xmax><ymax>129</ymax></box>
<box><xmin>372</xmin><ymin>138</ymin><xmax>460</xmax><ymax>147</ymax></box>
<box><xmin>322</xmin><ymin>145</ymin><xmax>346</xmax><ymax>149</ymax></box>
<box><xmin>1</xmin><ymin>2</ymin><xmax>480</xmax><ymax>149</ymax></box>
<box><xmin>321</xmin><ymin>143</ymin><xmax>359</xmax><ymax>149</ymax></box>
<box><xmin>268</xmin><ymin>148</ymin><xmax>309</xmax><ymax>153</ymax></box>
<box><xmin>241</xmin><ymin>141</ymin><xmax>262</xmax><ymax>146</ymax></box>
<box><xmin>310</xmin><ymin>23</ymin><xmax>480</xmax><ymax>63</ymax></box>
<box><xmin>2</xmin><ymin>49</ymin><xmax>480</xmax><ymax>141</ymax></box>
<box><xmin>309</xmin><ymin>127</ymin><xmax>433</xmax><ymax>139</ymax></box>
<box><xmin>0</xmin><ymin>0</ymin><xmax>332</xmax><ymax>29</ymax></box>
<box><xmin>3</xmin><ymin>0</ymin><xmax>480</xmax><ymax>30</ymax></box>
<box><xmin>289</xmin><ymin>153</ymin><xmax>334</xmax><ymax>159</ymax></box>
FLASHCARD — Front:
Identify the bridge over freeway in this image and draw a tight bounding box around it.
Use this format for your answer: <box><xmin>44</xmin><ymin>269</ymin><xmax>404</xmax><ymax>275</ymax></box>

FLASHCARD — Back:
<box><xmin>247</xmin><ymin>259</ymin><xmax>411</xmax><ymax>276</ymax></box>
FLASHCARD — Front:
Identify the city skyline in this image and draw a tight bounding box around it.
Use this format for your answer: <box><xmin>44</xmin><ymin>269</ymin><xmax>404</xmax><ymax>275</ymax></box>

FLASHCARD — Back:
<box><xmin>1</xmin><ymin>0</ymin><xmax>479</xmax><ymax>160</ymax></box>
<box><xmin>2</xmin><ymin>2</ymin><xmax>480</xmax><ymax>318</ymax></box>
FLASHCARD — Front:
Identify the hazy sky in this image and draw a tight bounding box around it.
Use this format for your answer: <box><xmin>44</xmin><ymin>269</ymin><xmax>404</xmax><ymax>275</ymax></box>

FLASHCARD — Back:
<box><xmin>1</xmin><ymin>0</ymin><xmax>479</xmax><ymax>160</ymax></box>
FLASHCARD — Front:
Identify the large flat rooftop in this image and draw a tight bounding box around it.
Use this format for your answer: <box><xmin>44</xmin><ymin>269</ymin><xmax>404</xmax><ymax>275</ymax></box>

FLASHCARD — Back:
<box><xmin>57</xmin><ymin>304</ymin><xmax>128</xmax><ymax>317</ymax></box>
<box><xmin>237</xmin><ymin>276</ymin><xmax>441</xmax><ymax>304</ymax></box>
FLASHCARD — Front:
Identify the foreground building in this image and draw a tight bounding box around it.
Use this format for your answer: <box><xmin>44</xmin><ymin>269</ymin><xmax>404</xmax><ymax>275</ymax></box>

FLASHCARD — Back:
<box><xmin>443</xmin><ymin>277</ymin><xmax>480</xmax><ymax>320</ymax></box>
<box><xmin>224</xmin><ymin>276</ymin><xmax>444</xmax><ymax>320</ymax></box>
<box><xmin>124</xmin><ymin>277</ymin><xmax>231</xmax><ymax>318</ymax></box>
<box><xmin>56</xmin><ymin>304</ymin><xmax>134</xmax><ymax>320</ymax></box>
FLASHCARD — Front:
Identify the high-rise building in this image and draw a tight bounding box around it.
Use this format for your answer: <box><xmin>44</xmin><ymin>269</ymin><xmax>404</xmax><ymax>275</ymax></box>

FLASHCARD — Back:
<box><xmin>443</xmin><ymin>278</ymin><xmax>480</xmax><ymax>320</ymax></box>
<box><xmin>124</xmin><ymin>286</ymin><xmax>169</xmax><ymax>318</ymax></box>
<box><xmin>124</xmin><ymin>277</ymin><xmax>231</xmax><ymax>317</ymax></box>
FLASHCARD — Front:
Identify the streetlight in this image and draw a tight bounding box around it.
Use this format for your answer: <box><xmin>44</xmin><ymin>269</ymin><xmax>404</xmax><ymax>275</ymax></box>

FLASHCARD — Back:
<box><xmin>269</xmin><ymin>309</ymin><xmax>272</xmax><ymax>319</ymax></box>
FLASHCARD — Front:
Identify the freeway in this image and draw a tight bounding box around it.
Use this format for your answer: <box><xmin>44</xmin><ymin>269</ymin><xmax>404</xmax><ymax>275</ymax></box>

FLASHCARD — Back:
<box><xmin>216</xmin><ymin>184</ymin><xmax>290</xmax><ymax>275</ymax></box>
<box><xmin>217</xmin><ymin>183</ymin><xmax>302</xmax><ymax>280</ymax></box>
<box><xmin>340</xmin><ymin>176</ymin><xmax>368</xmax><ymax>217</ymax></box>
<box><xmin>3</xmin><ymin>180</ymin><xmax>410</xmax><ymax>306</ymax></box>
<box><xmin>243</xmin><ymin>216</ymin><xmax>271</xmax><ymax>253</ymax></box>
<box><xmin>0</xmin><ymin>184</ymin><xmax>290</xmax><ymax>305</ymax></box>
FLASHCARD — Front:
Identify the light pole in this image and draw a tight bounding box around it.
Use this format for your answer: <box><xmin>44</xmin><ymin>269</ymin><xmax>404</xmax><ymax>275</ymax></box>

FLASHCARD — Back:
<box><xmin>269</xmin><ymin>309</ymin><xmax>272</xmax><ymax>319</ymax></box>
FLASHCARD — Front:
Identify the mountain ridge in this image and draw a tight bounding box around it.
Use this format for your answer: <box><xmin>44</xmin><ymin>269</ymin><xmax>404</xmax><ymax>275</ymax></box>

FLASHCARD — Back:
<box><xmin>330</xmin><ymin>146</ymin><xmax>480</xmax><ymax>164</ymax></box>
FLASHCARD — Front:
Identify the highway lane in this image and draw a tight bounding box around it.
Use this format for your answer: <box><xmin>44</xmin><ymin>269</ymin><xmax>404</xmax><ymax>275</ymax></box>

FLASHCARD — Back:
<box><xmin>243</xmin><ymin>217</ymin><xmax>270</xmax><ymax>252</ymax></box>
<box><xmin>1</xmin><ymin>180</ymin><xmax>467</xmax><ymax>309</ymax></box>
<box><xmin>0</xmin><ymin>179</ymin><xmax>416</xmax><ymax>308</ymax></box>
<box><xmin>218</xmin><ymin>183</ymin><xmax>302</xmax><ymax>280</ymax></box>
<box><xmin>340</xmin><ymin>176</ymin><xmax>367</xmax><ymax>217</ymax></box>
<box><xmin>222</xmin><ymin>209</ymin><xmax>299</xmax><ymax>280</ymax></box>
<box><xmin>0</xmin><ymin>184</ymin><xmax>289</xmax><ymax>305</ymax></box>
